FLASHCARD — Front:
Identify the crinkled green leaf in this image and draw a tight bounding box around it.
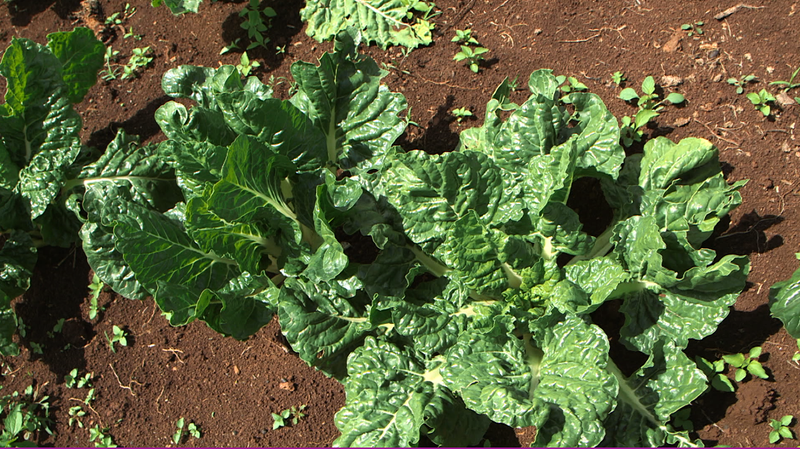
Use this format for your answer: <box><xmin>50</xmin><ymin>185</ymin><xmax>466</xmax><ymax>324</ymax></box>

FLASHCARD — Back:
<box><xmin>201</xmin><ymin>272</ymin><xmax>279</xmax><ymax>340</ymax></box>
<box><xmin>302</xmin><ymin>1</ymin><xmax>434</xmax><ymax>49</ymax></box>
<box><xmin>153</xmin><ymin>0</ymin><xmax>203</xmax><ymax>15</ymax></box>
<box><xmin>769</xmin><ymin>255</ymin><xmax>800</xmax><ymax>339</ymax></box>
<box><xmin>290</xmin><ymin>30</ymin><xmax>407</xmax><ymax>172</ymax></box>
<box><xmin>46</xmin><ymin>27</ymin><xmax>104</xmax><ymax>103</ymax></box>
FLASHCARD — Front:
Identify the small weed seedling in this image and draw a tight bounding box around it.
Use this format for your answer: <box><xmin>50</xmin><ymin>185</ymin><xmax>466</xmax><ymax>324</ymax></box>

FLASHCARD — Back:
<box><xmin>454</xmin><ymin>46</ymin><xmax>489</xmax><ymax>73</ymax></box>
<box><xmin>681</xmin><ymin>21</ymin><xmax>704</xmax><ymax>37</ymax></box>
<box><xmin>173</xmin><ymin>417</ymin><xmax>202</xmax><ymax>444</ymax></box>
<box><xmin>272</xmin><ymin>405</ymin><xmax>307</xmax><ymax>430</ymax></box>
<box><xmin>451</xmin><ymin>107</ymin><xmax>474</xmax><ymax>122</ymax></box>
<box><xmin>746</xmin><ymin>88</ymin><xmax>776</xmax><ymax>116</ymax></box>
<box><xmin>65</xmin><ymin>369</ymin><xmax>93</xmax><ymax>389</ymax></box>
<box><xmin>770</xmin><ymin>65</ymin><xmax>800</xmax><ymax>103</ymax></box>
<box><xmin>104</xmin><ymin>325</ymin><xmax>128</xmax><ymax>353</ymax></box>
<box><xmin>695</xmin><ymin>356</ymin><xmax>735</xmax><ymax>392</ymax></box>
<box><xmin>68</xmin><ymin>405</ymin><xmax>86</xmax><ymax>428</ymax></box>
<box><xmin>792</xmin><ymin>339</ymin><xmax>800</xmax><ymax>364</ymax></box>
<box><xmin>89</xmin><ymin>425</ymin><xmax>116</xmax><ymax>448</ymax></box>
<box><xmin>611</xmin><ymin>71</ymin><xmax>626</xmax><ymax>86</ymax></box>
<box><xmin>236</xmin><ymin>52</ymin><xmax>260</xmax><ymax>77</ymax></box>
<box><xmin>240</xmin><ymin>0</ymin><xmax>277</xmax><ymax>51</ymax></box>
<box><xmin>100</xmin><ymin>47</ymin><xmax>121</xmax><ymax>81</ymax></box>
<box><xmin>619</xmin><ymin>76</ymin><xmax>685</xmax><ymax>146</ymax></box>
<box><xmin>727</xmin><ymin>74</ymin><xmax>757</xmax><ymax>94</ymax></box>
<box><xmin>671</xmin><ymin>408</ymin><xmax>694</xmax><ymax>431</ymax></box>
<box><xmin>121</xmin><ymin>47</ymin><xmax>153</xmax><ymax>80</ymax></box>
<box><xmin>105</xmin><ymin>3</ymin><xmax>136</xmax><ymax>28</ymax></box>
<box><xmin>0</xmin><ymin>385</ymin><xmax>53</xmax><ymax>446</ymax></box>
<box><xmin>452</xmin><ymin>29</ymin><xmax>479</xmax><ymax>45</ymax></box>
<box><xmin>556</xmin><ymin>75</ymin><xmax>588</xmax><ymax>93</ymax></box>
<box><xmin>769</xmin><ymin>415</ymin><xmax>795</xmax><ymax>444</ymax></box>
<box><xmin>87</xmin><ymin>273</ymin><xmax>105</xmax><ymax>320</ymax></box>
<box><xmin>722</xmin><ymin>346</ymin><xmax>769</xmax><ymax>382</ymax></box>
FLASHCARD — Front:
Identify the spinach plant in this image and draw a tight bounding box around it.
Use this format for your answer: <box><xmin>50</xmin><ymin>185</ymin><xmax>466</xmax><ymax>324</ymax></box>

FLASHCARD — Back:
<box><xmin>0</xmin><ymin>28</ymin><xmax>104</xmax><ymax>355</ymax></box>
<box><xmin>82</xmin><ymin>31</ymin><xmax>748</xmax><ymax>447</ymax></box>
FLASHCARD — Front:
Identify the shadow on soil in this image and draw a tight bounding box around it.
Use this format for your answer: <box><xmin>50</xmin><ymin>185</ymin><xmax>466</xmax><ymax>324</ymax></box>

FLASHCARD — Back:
<box><xmin>712</xmin><ymin>210</ymin><xmax>784</xmax><ymax>257</ymax></box>
<box><xmin>85</xmin><ymin>95</ymin><xmax>172</xmax><ymax>150</ymax></box>
<box><xmin>6</xmin><ymin>0</ymin><xmax>82</xmax><ymax>26</ymax></box>
<box><xmin>14</xmin><ymin>247</ymin><xmax>94</xmax><ymax>380</ymax></box>
<box><xmin>397</xmin><ymin>94</ymin><xmax>460</xmax><ymax>154</ymax></box>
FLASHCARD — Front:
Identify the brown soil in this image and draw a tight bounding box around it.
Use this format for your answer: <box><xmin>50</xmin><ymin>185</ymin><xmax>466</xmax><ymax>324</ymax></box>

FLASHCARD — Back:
<box><xmin>1</xmin><ymin>0</ymin><xmax>799</xmax><ymax>446</ymax></box>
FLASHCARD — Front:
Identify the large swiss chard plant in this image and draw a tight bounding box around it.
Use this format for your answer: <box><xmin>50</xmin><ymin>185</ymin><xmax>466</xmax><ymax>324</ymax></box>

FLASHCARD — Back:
<box><xmin>0</xmin><ymin>28</ymin><xmax>104</xmax><ymax>355</ymax></box>
<box><xmin>81</xmin><ymin>30</ymin><xmax>748</xmax><ymax>447</ymax></box>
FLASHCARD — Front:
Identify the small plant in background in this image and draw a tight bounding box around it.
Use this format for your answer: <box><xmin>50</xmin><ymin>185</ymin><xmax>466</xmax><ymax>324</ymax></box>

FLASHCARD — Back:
<box><xmin>272</xmin><ymin>405</ymin><xmax>306</xmax><ymax>430</ymax></box>
<box><xmin>695</xmin><ymin>356</ymin><xmax>735</xmax><ymax>392</ymax></box>
<box><xmin>556</xmin><ymin>75</ymin><xmax>588</xmax><ymax>93</ymax></box>
<box><xmin>619</xmin><ymin>75</ymin><xmax>685</xmax><ymax>146</ymax></box>
<box><xmin>453</xmin><ymin>45</ymin><xmax>489</xmax><ymax>73</ymax></box>
<box><xmin>727</xmin><ymin>74</ymin><xmax>757</xmax><ymax>94</ymax></box>
<box><xmin>451</xmin><ymin>107</ymin><xmax>474</xmax><ymax>122</ymax></box>
<box><xmin>769</xmin><ymin>415</ymin><xmax>795</xmax><ymax>444</ymax></box>
<box><xmin>0</xmin><ymin>385</ymin><xmax>53</xmax><ymax>446</ymax></box>
<box><xmin>746</xmin><ymin>88</ymin><xmax>776</xmax><ymax>116</ymax></box>
<box><xmin>770</xmin><ymin>65</ymin><xmax>800</xmax><ymax>103</ymax></box>
<box><xmin>64</xmin><ymin>369</ymin><xmax>93</xmax><ymax>389</ymax></box>
<box><xmin>240</xmin><ymin>0</ymin><xmax>277</xmax><ymax>51</ymax></box>
<box><xmin>67</xmin><ymin>405</ymin><xmax>87</xmax><ymax>428</ymax></box>
<box><xmin>100</xmin><ymin>46</ymin><xmax>121</xmax><ymax>81</ymax></box>
<box><xmin>671</xmin><ymin>408</ymin><xmax>694</xmax><ymax>432</ymax></box>
<box><xmin>236</xmin><ymin>52</ymin><xmax>260</xmax><ymax>77</ymax></box>
<box><xmin>88</xmin><ymin>425</ymin><xmax>116</xmax><ymax>448</ymax></box>
<box><xmin>792</xmin><ymin>339</ymin><xmax>800</xmax><ymax>364</ymax></box>
<box><xmin>452</xmin><ymin>28</ymin><xmax>479</xmax><ymax>45</ymax></box>
<box><xmin>87</xmin><ymin>273</ymin><xmax>105</xmax><ymax>320</ymax></box>
<box><xmin>611</xmin><ymin>70</ymin><xmax>626</xmax><ymax>86</ymax></box>
<box><xmin>681</xmin><ymin>20</ymin><xmax>704</xmax><ymax>37</ymax></box>
<box><xmin>105</xmin><ymin>3</ymin><xmax>136</xmax><ymax>28</ymax></box>
<box><xmin>104</xmin><ymin>325</ymin><xmax>128</xmax><ymax>353</ymax></box>
<box><xmin>722</xmin><ymin>346</ymin><xmax>769</xmax><ymax>382</ymax></box>
<box><xmin>173</xmin><ymin>417</ymin><xmax>202</xmax><ymax>444</ymax></box>
<box><xmin>121</xmin><ymin>47</ymin><xmax>153</xmax><ymax>80</ymax></box>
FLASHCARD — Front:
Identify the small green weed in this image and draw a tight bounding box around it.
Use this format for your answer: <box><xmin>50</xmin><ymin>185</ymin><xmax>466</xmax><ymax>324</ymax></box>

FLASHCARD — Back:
<box><xmin>722</xmin><ymin>346</ymin><xmax>769</xmax><ymax>382</ymax></box>
<box><xmin>272</xmin><ymin>405</ymin><xmax>306</xmax><ymax>430</ymax></box>
<box><xmin>681</xmin><ymin>21</ymin><xmax>704</xmax><ymax>37</ymax></box>
<box><xmin>65</xmin><ymin>368</ymin><xmax>93</xmax><ymax>389</ymax></box>
<box><xmin>556</xmin><ymin>75</ymin><xmax>588</xmax><ymax>93</ymax></box>
<box><xmin>452</xmin><ymin>29</ymin><xmax>479</xmax><ymax>45</ymax></box>
<box><xmin>695</xmin><ymin>356</ymin><xmax>735</xmax><ymax>392</ymax></box>
<box><xmin>451</xmin><ymin>107</ymin><xmax>474</xmax><ymax>122</ymax></box>
<box><xmin>87</xmin><ymin>273</ymin><xmax>105</xmax><ymax>320</ymax></box>
<box><xmin>0</xmin><ymin>385</ymin><xmax>53</xmax><ymax>446</ymax></box>
<box><xmin>611</xmin><ymin>71</ymin><xmax>626</xmax><ymax>86</ymax></box>
<box><xmin>792</xmin><ymin>339</ymin><xmax>800</xmax><ymax>364</ymax></box>
<box><xmin>105</xmin><ymin>3</ymin><xmax>136</xmax><ymax>27</ymax></box>
<box><xmin>104</xmin><ymin>325</ymin><xmax>128</xmax><ymax>353</ymax></box>
<box><xmin>89</xmin><ymin>425</ymin><xmax>116</xmax><ymax>448</ymax></box>
<box><xmin>770</xmin><ymin>65</ymin><xmax>800</xmax><ymax>104</ymax></box>
<box><xmin>100</xmin><ymin>47</ymin><xmax>121</xmax><ymax>81</ymax></box>
<box><xmin>173</xmin><ymin>417</ymin><xmax>202</xmax><ymax>444</ymax></box>
<box><xmin>121</xmin><ymin>47</ymin><xmax>153</xmax><ymax>80</ymax></box>
<box><xmin>619</xmin><ymin>76</ymin><xmax>685</xmax><ymax>146</ymax></box>
<box><xmin>769</xmin><ymin>415</ymin><xmax>795</xmax><ymax>444</ymax></box>
<box><xmin>671</xmin><ymin>407</ymin><xmax>694</xmax><ymax>431</ymax></box>
<box><xmin>68</xmin><ymin>405</ymin><xmax>86</xmax><ymax>428</ymax></box>
<box><xmin>29</xmin><ymin>342</ymin><xmax>44</xmax><ymax>354</ymax></box>
<box><xmin>240</xmin><ymin>0</ymin><xmax>277</xmax><ymax>51</ymax></box>
<box><xmin>726</xmin><ymin>74</ymin><xmax>757</xmax><ymax>94</ymax></box>
<box><xmin>453</xmin><ymin>46</ymin><xmax>489</xmax><ymax>73</ymax></box>
<box><xmin>236</xmin><ymin>52</ymin><xmax>260</xmax><ymax>77</ymax></box>
<box><xmin>746</xmin><ymin>88</ymin><xmax>776</xmax><ymax>116</ymax></box>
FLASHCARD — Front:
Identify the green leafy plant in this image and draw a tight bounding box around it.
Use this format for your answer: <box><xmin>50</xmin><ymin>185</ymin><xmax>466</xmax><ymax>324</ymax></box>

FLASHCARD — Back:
<box><xmin>238</xmin><ymin>0</ymin><xmax>277</xmax><ymax>51</ymax></box>
<box><xmin>302</xmin><ymin>0</ymin><xmax>436</xmax><ymax>49</ymax></box>
<box><xmin>556</xmin><ymin>75</ymin><xmax>588</xmax><ymax>93</ymax></box>
<box><xmin>67</xmin><ymin>405</ymin><xmax>86</xmax><ymax>428</ymax></box>
<box><xmin>453</xmin><ymin>45</ymin><xmax>489</xmax><ymax>73</ymax></box>
<box><xmin>451</xmin><ymin>107</ymin><xmax>474</xmax><ymax>122</ymax></box>
<box><xmin>235</xmin><ymin>52</ymin><xmax>260</xmax><ymax>77</ymax></box>
<box><xmin>611</xmin><ymin>71</ymin><xmax>625</xmax><ymax>86</ymax></box>
<box><xmin>79</xmin><ymin>31</ymin><xmax>747</xmax><ymax>447</ymax></box>
<box><xmin>272</xmin><ymin>405</ymin><xmax>306</xmax><ymax>430</ymax></box>
<box><xmin>727</xmin><ymin>74</ymin><xmax>757</xmax><ymax>94</ymax></box>
<box><xmin>681</xmin><ymin>21</ymin><xmax>703</xmax><ymax>37</ymax></box>
<box><xmin>746</xmin><ymin>88</ymin><xmax>776</xmax><ymax>116</ymax></box>
<box><xmin>670</xmin><ymin>408</ymin><xmax>694</xmax><ymax>432</ymax></box>
<box><xmin>0</xmin><ymin>28</ymin><xmax>104</xmax><ymax>356</ymax></box>
<box><xmin>0</xmin><ymin>385</ymin><xmax>53</xmax><ymax>446</ymax></box>
<box><xmin>695</xmin><ymin>356</ymin><xmax>735</xmax><ymax>392</ymax></box>
<box><xmin>101</xmin><ymin>46</ymin><xmax>121</xmax><ymax>80</ymax></box>
<box><xmin>105</xmin><ymin>3</ymin><xmax>136</xmax><ymax>27</ymax></box>
<box><xmin>121</xmin><ymin>47</ymin><xmax>153</xmax><ymax>80</ymax></box>
<box><xmin>769</xmin><ymin>65</ymin><xmax>800</xmax><ymax>104</ymax></box>
<box><xmin>65</xmin><ymin>368</ymin><xmax>93</xmax><ymax>389</ymax></box>
<box><xmin>89</xmin><ymin>425</ymin><xmax>116</xmax><ymax>448</ymax></box>
<box><xmin>104</xmin><ymin>325</ymin><xmax>128</xmax><ymax>353</ymax></box>
<box><xmin>619</xmin><ymin>76</ymin><xmax>685</xmax><ymax>146</ymax></box>
<box><xmin>152</xmin><ymin>0</ymin><xmax>204</xmax><ymax>15</ymax></box>
<box><xmin>87</xmin><ymin>273</ymin><xmax>105</xmax><ymax>320</ymax></box>
<box><xmin>173</xmin><ymin>417</ymin><xmax>202</xmax><ymax>443</ymax></box>
<box><xmin>769</xmin><ymin>415</ymin><xmax>795</xmax><ymax>443</ymax></box>
<box><xmin>452</xmin><ymin>29</ymin><xmax>479</xmax><ymax>45</ymax></box>
<box><xmin>722</xmin><ymin>346</ymin><xmax>769</xmax><ymax>382</ymax></box>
